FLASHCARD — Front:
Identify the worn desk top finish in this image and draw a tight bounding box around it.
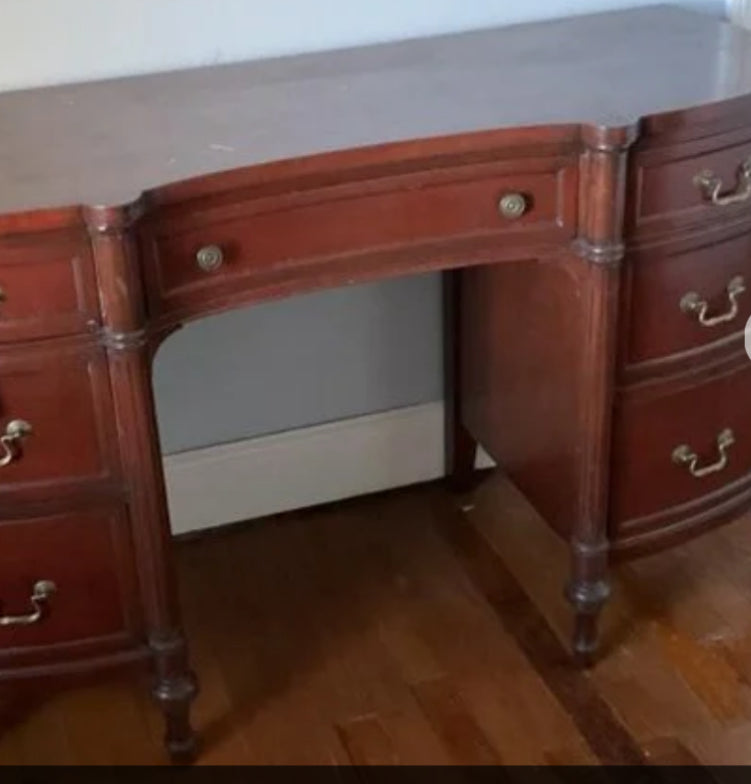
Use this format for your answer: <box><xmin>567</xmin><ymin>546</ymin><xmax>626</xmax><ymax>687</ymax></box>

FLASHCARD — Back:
<box><xmin>0</xmin><ymin>4</ymin><xmax>749</xmax><ymax>214</ymax></box>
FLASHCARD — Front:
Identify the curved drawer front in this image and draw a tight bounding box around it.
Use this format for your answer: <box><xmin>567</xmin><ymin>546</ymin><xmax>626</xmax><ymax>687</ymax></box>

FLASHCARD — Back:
<box><xmin>624</xmin><ymin>230</ymin><xmax>751</xmax><ymax>367</ymax></box>
<box><xmin>0</xmin><ymin>342</ymin><xmax>118</xmax><ymax>498</ymax></box>
<box><xmin>632</xmin><ymin>129</ymin><xmax>751</xmax><ymax>236</ymax></box>
<box><xmin>0</xmin><ymin>231</ymin><xmax>99</xmax><ymax>342</ymax></box>
<box><xmin>0</xmin><ymin>506</ymin><xmax>141</xmax><ymax>664</ymax></box>
<box><xmin>611</xmin><ymin>361</ymin><xmax>751</xmax><ymax>531</ymax></box>
<box><xmin>143</xmin><ymin>159</ymin><xmax>577</xmax><ymax>318</ymax></box>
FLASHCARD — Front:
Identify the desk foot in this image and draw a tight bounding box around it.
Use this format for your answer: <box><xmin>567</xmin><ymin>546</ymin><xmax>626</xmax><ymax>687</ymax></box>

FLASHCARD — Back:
<box><xmin>150</xmin><ymin>632</ymin><xmax>198</xmax><ymax>764</ymax></box>
<box><xmin>565</xmin><ymin>577</ymin><xmax>610</xmax><ymax>668</ymax></box>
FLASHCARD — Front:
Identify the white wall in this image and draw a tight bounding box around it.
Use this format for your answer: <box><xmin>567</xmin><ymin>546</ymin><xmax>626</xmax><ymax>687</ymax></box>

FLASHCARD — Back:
<box><xmin>0</xmin><ymin>0</ymin><xmax>727</xmax><ymax>456</ymax></box>
<box><xmin>0</xmin><ymin>0</ymin><xmax>725</xmax><ymax>91</ymax></box>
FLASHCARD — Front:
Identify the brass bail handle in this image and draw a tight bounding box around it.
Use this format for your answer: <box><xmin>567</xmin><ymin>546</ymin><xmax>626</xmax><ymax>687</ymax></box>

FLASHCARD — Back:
<box><xmin>0</xmin><ymin>580</ymin><xmax>57</xmax><ymax>627</ymax></box>
<box><xmin>680</xmin><ymin>276</ymin><xmax>746</xmax><ymax>327</ymax></box>
<box><xmin>0</xmin><ymin>419</ymin><xmax>32</xmax><ymax>468</ymax></box>
<box><xmin>0</xmin><ymin>419</ymin><xmax>32</xmax><ymax>467</ymax></box>
<box><xmin>694</xmin><ymin>157</ymin><xmax>751</xmax><ymax>206</ymax></box>
<box><xmin>672</xmin><ymin>428</ymin><xmax>735</xmax><ymax>479</ymax></box>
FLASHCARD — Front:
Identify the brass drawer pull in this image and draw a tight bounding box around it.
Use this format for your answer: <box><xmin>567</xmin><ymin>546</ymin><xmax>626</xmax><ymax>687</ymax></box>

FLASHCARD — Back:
<box><xmin>672</xmin><ymin>428</ymin><xmax>735</xmax><ymax>479</ymax></box>
<box><xmin>680</xmin><ymin>275</ymin><xmax>746</xmax><ymax>327</ymax></box>
<box><xmin>498</xmin><ymin>192</ymin><xmax>528</xmax><ymax>219</ymax></box>
<box><xmin>694</xmin><ymin>157</ymin><xmax>751</xmax><ymax>206</ymax></box>
<box><xmin>0</xmin><ymin>419</ymin><xmax>32</xmax><ymax>467</ymax></box>
<box><xmin>0</xmin><ymin>579</ymin><xmax>56</xmax><ymax>627</ymax></box>
<box><xmin>196</xmin><ymin>244</ymin><xmax>224</xmax><ymax>272</ymax></box>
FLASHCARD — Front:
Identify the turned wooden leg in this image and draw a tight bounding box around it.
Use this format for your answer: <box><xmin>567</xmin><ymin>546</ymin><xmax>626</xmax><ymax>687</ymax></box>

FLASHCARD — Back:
<box><xmin>150</xmin><ymin>632</ymin><xmax>198</xmax><ymax>763</ymax></box>
<box><xmin>443</xmin><ymin>269</ymin><xmax>478</xmax><ymax>493</ymax></box>
<box><xmin>564</xmin><ymin>539</ymin><xmax>611</xmax><ymax>667</ymax></box>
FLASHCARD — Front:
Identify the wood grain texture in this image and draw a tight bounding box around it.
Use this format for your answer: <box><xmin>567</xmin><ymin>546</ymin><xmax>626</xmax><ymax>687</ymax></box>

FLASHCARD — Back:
<box><xmin>1</xmin><ymin>477</ymin><xmax>749</xmax><ymax>766</ymax></box>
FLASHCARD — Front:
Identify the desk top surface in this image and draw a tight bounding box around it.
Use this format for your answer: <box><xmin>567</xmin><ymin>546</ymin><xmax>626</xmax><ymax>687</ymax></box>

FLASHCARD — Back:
<box><xmin>1</xmin><ymin>4</ymin><xmax>751</xmax><ymax>215</ymax></box>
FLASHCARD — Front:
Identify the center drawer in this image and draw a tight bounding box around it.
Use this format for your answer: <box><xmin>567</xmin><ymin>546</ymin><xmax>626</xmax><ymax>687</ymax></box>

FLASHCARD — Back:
<box><xmin>142</xmin><ymin>158</ymin><xmax>577</xmax><ymax>317</ymax></box>
<box><xmin>0</xmin><ymin>505</ymin><xmax>142</xmax><ymax>666</ymax></box>
<box><xmin>611</xmin><ymin>359</ymin><xmax>751</xmax><ymax>531</ymax></box>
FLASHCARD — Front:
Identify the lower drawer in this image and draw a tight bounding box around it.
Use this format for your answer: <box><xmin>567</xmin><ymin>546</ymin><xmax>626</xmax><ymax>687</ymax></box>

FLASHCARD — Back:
<box><xmin>611</xmin><ymin>360</ymin><xmax>751</xmax><ymax>532</ymax></box>
<box><xmin>0</xmin><ymin>506</ymin><xmax>142</xmax><ymax>666</ymax></box>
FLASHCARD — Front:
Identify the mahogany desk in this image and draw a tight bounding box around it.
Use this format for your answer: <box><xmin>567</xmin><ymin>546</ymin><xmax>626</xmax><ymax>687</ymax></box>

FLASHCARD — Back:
<box><xmin>2</xmin><ymin>4</ymin><xmax>751</xmax><ymax>761</ymax></box>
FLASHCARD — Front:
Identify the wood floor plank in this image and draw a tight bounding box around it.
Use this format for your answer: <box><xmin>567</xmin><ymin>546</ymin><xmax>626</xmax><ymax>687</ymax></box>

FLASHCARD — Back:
<box><xmin>642</xmin><ymin>736</ymin><xmax>706</xmax><ymax>765</ymax></box>
<box><xmin>2</xmin><ymin>477</ymin><xmax>751</xmax><ymax>765</ymax></box>
<box><xmin>336</xmin><ymin>714</ymin><xmax>401</xmax><ymax>765</ymax></box>
<box><xmin>411</xmin><ymin>676</ymin><xmax>503</xmax><ymax>765</ymax></box>
<box><xmin>430</xmin><ymin>489</ymin><xmax>646</xmax><ymax>766</ymax></box>
<box><xmin>655</xmin><ymin>625</ymin><xmax>748</xmax><ymax>724</ymax></box>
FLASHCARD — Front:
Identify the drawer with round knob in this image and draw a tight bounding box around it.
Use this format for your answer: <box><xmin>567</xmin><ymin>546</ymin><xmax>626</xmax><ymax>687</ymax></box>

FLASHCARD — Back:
<box><xmin>0</xmin><ymin>339</ymin><xmax>119</xmax><ymax>502</ymax></box>
<box><xmin>610</xmin><ymin>358</ymin><xmax>751</xmax><ymax>536</ymax></box>
<box><xmin>140</xmin><ymin>158</ymin><xmax>577</xmax><ymax>319</ymax></box>
<box><xmin>0</xmin><ymin>505</ymin><xmax>142</xmax><ymax>666</ymax></box>
<box><xmin>0</xmin><ymin>230</ymin><xmax>99</xmax><ymax>342</ymax></box>
<box><xmin>622</xmin><ymin>228</ymin><xmax>751</xmax><ymax>369</ymax></box>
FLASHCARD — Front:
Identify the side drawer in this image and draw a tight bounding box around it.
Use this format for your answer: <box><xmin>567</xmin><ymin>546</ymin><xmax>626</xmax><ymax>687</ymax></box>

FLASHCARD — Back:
<box><xmin>623</xmin><ymin>229</ymin><xmax>751</xmax><ymax>367</ymax></box>
<box><xmin>611</xmin><ymin>361</ymin><xmax>751</xmax><ymax>532</ymax></box>
<box><xmin>632</xmin><ymin>128</ymin><xmax>751</xmax><ymax>235</ymax></box>
<box><xmin>142</xmin><ymin>158</ymin><xmax>577</xmax><ymax>317</ymax></box>
<box><xmin>0</xmin><ymin>340</ymin><xmax>119</xmax><ymax>500</ymax></box>
<box><xmin>0</xmin><ymin>506</ymin><xmax>142</xmax><ymax>665</ymax></box>
<box><xmin>0</xmin><ymin>230</ymin><xmax>99</xmax><ymax>342</ymax></box>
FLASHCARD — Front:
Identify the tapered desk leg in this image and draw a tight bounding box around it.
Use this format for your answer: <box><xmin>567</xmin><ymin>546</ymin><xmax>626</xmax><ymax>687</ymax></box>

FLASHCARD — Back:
<box><xmin>106</xmin><ymin>336</ymin><xmax>199</xmax><ymax>762</ymax></box>
<box><xmin>443</xmin><ymin>269</ymin><xmax>477</xmax><ymax>493</ymax></box>
<box><xmin>562</xmin><ymin>125</ymin><xmax>634</xmax><ymax>665</ymax></box>
<box><xmin>88</xmin><ymin>208</ymin><xmax>198</xmax><ymax>762</ymax></box>
<box><xmin>151</xmin><ymin>632</ymin><xmax>199</xmax><ymax>763</ymax></box>
<box><xmin>565</xmin><ymin>541</ymin><xmax>611</xmax><ymax>667</ymax></box>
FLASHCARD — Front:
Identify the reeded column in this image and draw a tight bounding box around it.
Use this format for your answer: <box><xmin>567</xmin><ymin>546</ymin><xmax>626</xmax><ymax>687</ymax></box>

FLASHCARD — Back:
<box><xmin>85</xmin><ymin>203</ymin><xmax>197</xmax><ymax>761</ymax></box>
<box><xmin>566</xmin><ymin>123</ymin><xmax>638</xmax><ymax>665</ymax></box>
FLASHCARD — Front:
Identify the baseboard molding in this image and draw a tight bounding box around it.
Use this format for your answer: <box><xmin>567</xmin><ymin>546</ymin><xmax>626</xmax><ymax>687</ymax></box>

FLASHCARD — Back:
<box><xmin>163</xmin><ymin>402</ymin><xmax>494</xmax><ymax>535</ymax></box>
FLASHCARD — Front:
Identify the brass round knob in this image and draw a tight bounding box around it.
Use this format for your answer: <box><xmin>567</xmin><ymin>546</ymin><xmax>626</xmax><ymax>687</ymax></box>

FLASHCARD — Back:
<box><xmin>196</xmin><ymin>244</ymin><xmax>224</xmax><ymax>272</ymax></box>
<box><xmin>498</xmin><ymin>193</ymin><xmax>528</xmax><ymax>220</ymax></box>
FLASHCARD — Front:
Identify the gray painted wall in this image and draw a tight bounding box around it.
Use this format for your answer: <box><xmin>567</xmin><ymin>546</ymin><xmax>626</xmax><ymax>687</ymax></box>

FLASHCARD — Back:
<box><xmin>153</xmin><ymin>274</ymin><xmax>443</xmax><ymax>453</ymax></box>
<box><xmin>0</xmin><ymin>0</ymin><xmax>727</xmax><ymax>455</ymax></box>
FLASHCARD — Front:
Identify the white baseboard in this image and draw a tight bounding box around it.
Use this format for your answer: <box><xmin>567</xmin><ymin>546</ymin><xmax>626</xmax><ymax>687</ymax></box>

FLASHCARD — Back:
<box><xmin>163</xmin><ymin>402</ymin><xmax>494</xmax><ymax>535</ymax></box>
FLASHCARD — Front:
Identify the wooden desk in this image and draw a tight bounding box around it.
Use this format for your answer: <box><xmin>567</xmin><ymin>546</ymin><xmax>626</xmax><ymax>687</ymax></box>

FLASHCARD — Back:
<box><xmin>2</xmin><ymin>4</ymin><xmax>751</xmax><ymax>761</ymax></box>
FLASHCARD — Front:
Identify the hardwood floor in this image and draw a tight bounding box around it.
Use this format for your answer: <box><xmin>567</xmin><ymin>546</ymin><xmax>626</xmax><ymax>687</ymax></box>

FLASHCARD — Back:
<box><xmin>2</xmin><ymin>471</ymin><xmax>751</xmax><ymax>765</ymax></box>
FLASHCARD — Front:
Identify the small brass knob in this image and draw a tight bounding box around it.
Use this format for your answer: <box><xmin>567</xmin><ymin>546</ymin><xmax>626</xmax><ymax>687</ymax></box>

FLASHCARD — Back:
<box><xmin>498</xmin><ymin>193</ymin><xmax>528</xmax><ymax>220</ymax></box>
<box><xmin>196</xmin><ymin>245</ymin><xmax>224</xmax><ymax>272</ymax></box>
<box><xmin>0</xmin><ymin>287</ymin><xmax>6</xmax><ymax>303</ymax></box>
